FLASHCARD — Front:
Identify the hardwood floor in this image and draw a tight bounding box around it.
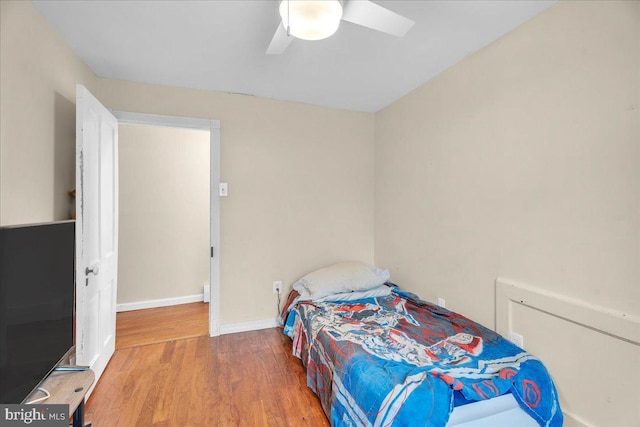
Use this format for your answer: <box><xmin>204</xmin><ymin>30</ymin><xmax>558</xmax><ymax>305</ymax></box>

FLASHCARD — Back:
<box><xmin>86</xmin><ymin>306</ymin><xmax>329</xmax><ymax>426</ymax></box>
<box><xmin>116</xmin><ymin>302</ymin><xmax>209</xmax><ymax>349</ymax></box>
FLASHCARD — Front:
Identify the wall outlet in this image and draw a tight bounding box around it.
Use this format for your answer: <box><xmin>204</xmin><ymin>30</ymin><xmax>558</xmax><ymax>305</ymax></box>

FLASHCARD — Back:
<box><xmin>273</xmin><ymin>280</ymin><xmax>282</xmax><ymax>294</ymax></box>
<box><xmin>437</xmin><ymin>297</ymin><xmax>446</xmax><ymax>308</ymax></box>
<box><xmin>509</xmin><ymin>332</ymin><xmax>525</xmax><ymax>349</ymax></box>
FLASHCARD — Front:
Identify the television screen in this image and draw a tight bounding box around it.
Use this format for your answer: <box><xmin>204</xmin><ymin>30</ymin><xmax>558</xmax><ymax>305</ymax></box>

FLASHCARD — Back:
<box><xmin>0</xmin><ymin>221</ymin><xmax>75</xmax><ymax>403</ymax></box>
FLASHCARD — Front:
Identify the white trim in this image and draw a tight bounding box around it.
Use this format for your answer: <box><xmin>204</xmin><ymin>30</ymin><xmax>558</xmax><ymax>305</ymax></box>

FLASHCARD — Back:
<box><xmin>111</xmin><ymin>110</ymin><xmax>220</xmax><ymax>130</ymax></box>
<box><xmin>219</xmin><ymin>318</ymin><xmax>279</xmax><ymax>335</ymax></box>
<box><xmin>116</xmin><ymin>294</ymin><xmax>204</xmax><ymax>312</ymax></box>
<box><xmin>495</xmin><ymin>277</ymin><xmax>639</xmax><ymax>345</ymax></box>
<box><xmin>203</xmin><ymin>284</ymin><xmax>210</xmax><ymax>303</ymax></box>
<box><xmin>111</xmin><ymin>110</ymin><xmax>221</xmax><ymax>338</ymax></box>
<box><xmin>209</xmin><ymin>123</ymin><xmax>221</xmax><ymax>337</ymax></box>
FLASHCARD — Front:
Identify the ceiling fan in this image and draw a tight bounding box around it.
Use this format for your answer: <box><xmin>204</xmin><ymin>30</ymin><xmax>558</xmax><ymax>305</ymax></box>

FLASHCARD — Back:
<box><xmin>266</xmin><ymin>0</ymin><xmax>415</xmax><ymax>55</ymax></box>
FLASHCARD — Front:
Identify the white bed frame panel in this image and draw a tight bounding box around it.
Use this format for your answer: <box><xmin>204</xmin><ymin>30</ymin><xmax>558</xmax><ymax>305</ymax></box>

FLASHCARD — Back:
<box><xmin>495</xmin><ymin>277</ymin><xmax>640</xmax><ymax>427</ymax></box>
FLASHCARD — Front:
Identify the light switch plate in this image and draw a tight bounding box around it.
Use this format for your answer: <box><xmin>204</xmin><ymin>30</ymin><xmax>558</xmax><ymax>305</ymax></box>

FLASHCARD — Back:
<box><xmin>219</xmin><ymin>182</ymin><xmax>228</xmax><ymax>197</ymax></box>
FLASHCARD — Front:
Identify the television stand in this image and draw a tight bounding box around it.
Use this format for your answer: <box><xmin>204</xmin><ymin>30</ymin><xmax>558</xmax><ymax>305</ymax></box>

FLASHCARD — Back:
<box><xmin>54</xmin><ymin>365</ymin><xmax>90</xmax><ymax>372</ymax></box>
<box><xmin>24</xmin><ymin>367</ymin><xmax>95</xmax><ymax>427</ymax></box>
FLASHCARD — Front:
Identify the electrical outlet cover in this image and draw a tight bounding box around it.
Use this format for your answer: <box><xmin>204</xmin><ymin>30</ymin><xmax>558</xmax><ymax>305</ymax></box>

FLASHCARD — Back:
<box><xmin>509</xmin><ymin>332</ymin><xmax>524</xmax><ymax>349</ymax></box>
<box><xmin>273</xmin><ymin>280</ymin><xmax>282</xmax><ymax>294</ymax></box>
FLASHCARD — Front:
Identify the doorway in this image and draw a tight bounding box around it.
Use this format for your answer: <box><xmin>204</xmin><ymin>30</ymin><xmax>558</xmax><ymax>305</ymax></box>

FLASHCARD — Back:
<box><xmin>112</xmin><ymin>111</ymin><xmax>221</xmax><ymax>343</ymax></box>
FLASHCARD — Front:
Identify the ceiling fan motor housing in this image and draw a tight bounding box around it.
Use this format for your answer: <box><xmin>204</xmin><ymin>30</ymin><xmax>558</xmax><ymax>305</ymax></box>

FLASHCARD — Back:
<box><xmin>279</xmin><ymin>0</ymin><xmax>344</xmax><ymax>41</ymax></box>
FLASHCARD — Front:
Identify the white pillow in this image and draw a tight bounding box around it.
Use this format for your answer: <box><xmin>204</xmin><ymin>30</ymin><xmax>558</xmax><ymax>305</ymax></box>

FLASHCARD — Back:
<box><xmin>292</xmin><ymin>261</ymin><xmax>390</xmax><ymax>300</ymax></box>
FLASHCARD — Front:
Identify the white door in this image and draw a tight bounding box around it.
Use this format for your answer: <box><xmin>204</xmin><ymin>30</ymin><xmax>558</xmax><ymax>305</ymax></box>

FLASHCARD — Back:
<box><xmin>75</xmin><ymin>84</ymin><xmax>118</xmax><ymax>393</ymax></box>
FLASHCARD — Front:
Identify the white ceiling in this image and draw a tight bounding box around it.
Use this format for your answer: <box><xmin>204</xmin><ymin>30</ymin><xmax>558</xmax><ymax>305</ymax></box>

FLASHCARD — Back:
<box><xmin>32</xmin><ymin>0</ymin><xmax>555</xmax><ymax>113</ymax></box>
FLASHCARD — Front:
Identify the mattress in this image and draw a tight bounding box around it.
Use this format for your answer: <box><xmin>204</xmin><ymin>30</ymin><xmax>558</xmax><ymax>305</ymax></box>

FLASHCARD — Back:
<box><xmin>281</xmin><ymin>284</ymin><xmax>562</xmax><ymax>427</ymax></box>
<box><xmin>446</xmin><ymin>393</ymin><xmax>539</xmax><ymax>427</ymax></box>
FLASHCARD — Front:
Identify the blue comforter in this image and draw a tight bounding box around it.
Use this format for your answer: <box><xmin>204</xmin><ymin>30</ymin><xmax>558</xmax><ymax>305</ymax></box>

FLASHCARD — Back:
<box><xmin>282</xmin><ymin>286</ymin><xmax>562</xmax><ymax>427</ymax></box>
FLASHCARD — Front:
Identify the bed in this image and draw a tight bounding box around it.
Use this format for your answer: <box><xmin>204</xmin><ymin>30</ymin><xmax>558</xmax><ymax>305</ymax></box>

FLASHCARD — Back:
<box><xmin>279</xmin><ymin>262</ymin><xmax>563</xmax><ymax>427</ymax></box>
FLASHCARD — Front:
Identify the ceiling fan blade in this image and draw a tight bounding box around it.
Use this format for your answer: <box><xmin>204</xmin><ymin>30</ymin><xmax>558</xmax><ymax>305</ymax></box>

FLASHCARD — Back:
<box><xmin>342</xmin><ymin>0</ymin><xmax>415</xmax><ymax>37</ymax></box>
<box><xmin>266</xmin><ymin>22</ymin><xmax>293</xmax><ymax>55</ymax></box>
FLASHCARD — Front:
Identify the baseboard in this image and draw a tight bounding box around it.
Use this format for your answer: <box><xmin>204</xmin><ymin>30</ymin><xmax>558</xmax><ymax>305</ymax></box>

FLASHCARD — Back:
<box><xmin>219</xmin><ymin>318</ymin><xmax>278</xmax><ymax>335</ymax></box>
<box><xmin>116</xmin><ymin>294</ymin><xmax>204</xmax><ymax>312</ymax></box>
<box><xmin>563</xmin><ymin>412</ymin><xmax>590</xmax><ymax>427</ymax></box>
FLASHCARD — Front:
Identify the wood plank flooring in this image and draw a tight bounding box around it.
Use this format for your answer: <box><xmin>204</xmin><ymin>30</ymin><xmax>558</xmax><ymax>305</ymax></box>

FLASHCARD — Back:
<box><xmin>86</xmin><ymin>305</ymin><xmax>329</xmax><ymax>426</ymax></box>
<box><xmin>116</xmin><ymin>302</ymin><xmax>209</xmax><ymax>349</ymax></box>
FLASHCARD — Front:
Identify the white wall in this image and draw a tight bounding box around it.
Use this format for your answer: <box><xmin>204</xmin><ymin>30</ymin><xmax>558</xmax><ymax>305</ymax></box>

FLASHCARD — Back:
<box><xmin>96</xmin><ymin>78</ymin><xmax>376</xmax><ymax>325</ymax></box>
<box><xmin>0</xmin><ymin>0</ymin><xmax>97</xmax><ymax>225</ymax></box>
<box><xmin>118</xmin><ymin>124</ymin><xmax>210</xmax><ymax>304</ymax></box>
<box><xmin>374</xmin><ymin>1</ymin><xmax>639</xmax><ymax>426</ymax></box>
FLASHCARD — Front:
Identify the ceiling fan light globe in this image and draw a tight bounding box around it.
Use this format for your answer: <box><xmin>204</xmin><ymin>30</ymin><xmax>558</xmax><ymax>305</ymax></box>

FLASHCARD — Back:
<box><xmin>279</xmin><ymin>0</ymin><xmax>343</xmax><ymax>41</ymax></box>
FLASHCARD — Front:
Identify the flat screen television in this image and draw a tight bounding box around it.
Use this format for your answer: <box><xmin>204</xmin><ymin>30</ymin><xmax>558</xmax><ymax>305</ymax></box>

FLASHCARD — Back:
<box><xmin>0</xmin><ymin>220</ymin><xmax>75</xmax><ymax>403</ymax></box>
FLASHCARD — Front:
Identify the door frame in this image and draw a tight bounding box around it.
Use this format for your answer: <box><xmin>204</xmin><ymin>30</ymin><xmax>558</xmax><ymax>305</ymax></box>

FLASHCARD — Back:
<box><xmin>111</xmin><ymin>110</ymin><xmax>221</xmax><ymax>337</ymax></box>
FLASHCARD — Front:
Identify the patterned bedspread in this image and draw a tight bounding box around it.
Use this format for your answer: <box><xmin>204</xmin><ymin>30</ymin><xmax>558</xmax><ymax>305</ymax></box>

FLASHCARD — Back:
<box><xmin>281</xmin><ymin>285</ymin><xmax>562</xmax><ymax>427</ymax></box>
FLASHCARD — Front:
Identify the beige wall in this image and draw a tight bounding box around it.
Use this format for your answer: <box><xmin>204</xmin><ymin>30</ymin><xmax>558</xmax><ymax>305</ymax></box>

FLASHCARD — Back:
<box><xmin>0</xmin><ymin>0</ymin><xmax>97</xmax><ymax>225</ymax></box>
<box><xmin>96</xmin><ymin>79</ymin><xmax>375</xmax><ymax>324</ymax></box>
<box><xmin>118</xmin><ymin>124</ymin><xmax>210</xmax><ymax>304</ymax></box>
<box><xmin>374</xmin><ymin>1</ymin><xmax>639</xmax><ymax>426</ymax></box>
<box><xmin>1</xmin><ymin>1</ymin><xmax>374</xmax><ymax>325</ymax></box>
